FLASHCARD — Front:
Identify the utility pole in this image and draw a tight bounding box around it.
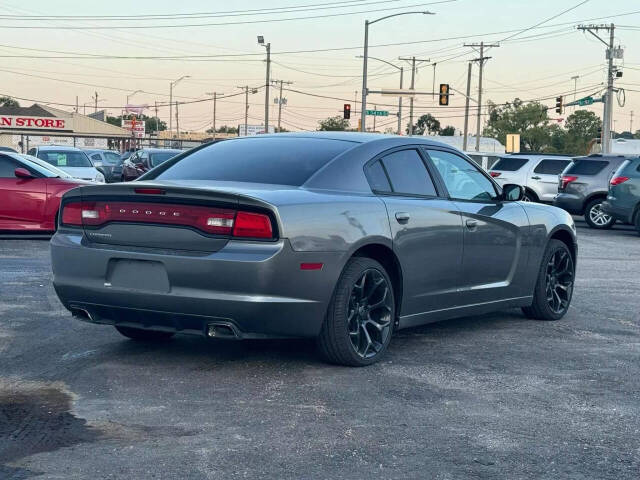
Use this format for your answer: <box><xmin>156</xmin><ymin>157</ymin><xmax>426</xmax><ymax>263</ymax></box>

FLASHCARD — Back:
<box><xmin>206</xmin><ymin>92</ymin><xmax>223</xmax><ymax>139</ymax></box>
<box><xmin>75</xmin><ymin>96</ymin><xmax>78</xmax><ymax>113</ymax></box>
<box><xmin>175</xmin><ymin>102</ymin><xmax>180</xmax><ymax>142</ymax></box>
<box><xmin>631</xmin><ymin>110</ymin><xmax>634</xmax><ymax>134</ymax></box>
<box><xmin>398</xmin><ymin>67</ymin><xmax>403</xmax><ymax>135</ymax></box>
<box><xmin>577</xmin><ymin>24</ymin><xmax>616</xmax><ymax>153</ymax></box>
<box><xmin>462</xmin><ymin>62</ymin><xmax>472</xmax><ymax>151</ymax></box>
<box><xmin>272</xmin><ymin>80</ymin><xmax>292</xmax><ymax>132</ymax></box>
<box><xmin>571</xmin><ymin>75</ymin><xmax>579</xmax><ymax>110</ymax></box>
<box><xmin>93</xmin><ymin>91</ymin><xmax>98</xmax><ymax>113</ymax></box>
<box><xmin>399</xmin><ymin>56</ymin><xmax>430</xmax><ymax>136</ymax></box>
<box><xmin>373</xmin><ymin>105</ymin><xmax>377</xmax><ymax>132</ymax></box>
<box><xmin>431</xmin><ymin>63</ymin><xmax>437</xmax><ymax>103</ymax></box>
<box><xmin>238</xmin><ymin>86</ymin><xmax>249</xmax><ymax>136</ymax></box>
<box><xmin>464</xmin><ymin>42</ymin><xmax>499</xmax><ymax>151</ymax></box>
<box><xmin>265</xmin><ymin>43</ymin><xmax>271</xmax><ymax>133</ymax></box>
<box><xmin>154</xmin><ymin>101</ymin><xmax>159</xmax><ymax>134</ymax></box>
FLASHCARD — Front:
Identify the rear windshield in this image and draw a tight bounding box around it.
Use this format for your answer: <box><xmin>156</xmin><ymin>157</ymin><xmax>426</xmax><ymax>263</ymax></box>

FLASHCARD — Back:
<box><xmin>491</xmin><ymin>157</ymin><xmax>528</xmax><ymax>171</ymax></box>
<box><xmin>564</xmin><ymin>160</ymin><xmax>608</xmax><ymax>176</ymax></box>
<box><xmin>153</xmin><ymin>137</ymin><xmax>354</xmax><ymax>186</ymax></box>
<box><xmin>103</xmin><ymin>151</ymin><xmax>122</xmax><ymax>165</ymax></box>
<box><xmin>150</xmin><ymin>151</ymin><xmax>180</xmax><ymax>167</ymax></box>
<box><xmin>37</xmin><ymin>150</ymin><xmax>92</xmax><ymax>168</ymax></box>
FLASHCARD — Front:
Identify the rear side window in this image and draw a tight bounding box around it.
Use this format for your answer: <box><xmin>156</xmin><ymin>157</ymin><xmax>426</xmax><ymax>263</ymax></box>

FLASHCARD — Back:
<box><xmin>0</xmin><ymin>156</ymin><xmax>17</xmax><ymax>177</ymax></box>
<box><xmin>533</xmin><ymin>159</ymin><xmax>570</xmax><ymax>175</ymax></box>
<box><xmin>564</xmin><ymin>160</ymin><xmax>608</xmax><ymax>175</ymax></box>
<box><xmin>154</xmin><ymin>137</ymin><xmax>354</xmax><ymax>186</ymax></box>
<box><xmin>380</xmin><ymin>149</ymin><xmax>437</xmax><ymax>196</ymax></box>
<box><xmin>491</xmin><ymin>157</ymin><xmax>528</xmax><ymax>171</ymax></box>
<box><xmin>366</xmin><ymin>160</ymin><xmax>391</xmax><ymax>192</ymax></box>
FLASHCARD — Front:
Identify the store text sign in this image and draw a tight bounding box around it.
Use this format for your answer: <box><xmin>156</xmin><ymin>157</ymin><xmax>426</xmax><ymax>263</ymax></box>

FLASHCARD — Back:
<box><xmin>0</xmin><ymin>115</ymin><xmax>69</xmax><ymax>131</ymax></box>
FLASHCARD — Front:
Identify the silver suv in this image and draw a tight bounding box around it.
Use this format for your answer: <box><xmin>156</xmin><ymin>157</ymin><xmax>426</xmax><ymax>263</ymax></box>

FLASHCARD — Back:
<box><xmin>489</xmin><ymin>153</ymin><xmax>572</xmax><ymax>202</ymax></box>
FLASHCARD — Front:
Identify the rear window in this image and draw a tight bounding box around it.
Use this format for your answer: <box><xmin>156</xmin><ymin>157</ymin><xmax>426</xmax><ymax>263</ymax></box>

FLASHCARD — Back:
<box><xmin>533</xmin><ymin>159</ymin><xmax>571</xmax><ymax>175</ymax></box>
<box><xmin>154</xmin><ymin>137</ymin><xmax>354</xmax><ymax>186</ymax></box>
<box><xmin>491</xmin><ymin>157</ymin><xmax>528</xmax><ymax>171</ymax></box>
<box><xmin>564</xmin><ymin>160</ymin><xmax>608</xmax><ymax>176</ymax></box>
<box><xmin>37</xmin><ymin>150</ymin><xmax>92</xmax><ymax>168</ymax></box>
<box><xmin>150</xmin><ymin>151</ymin><xmax>180</xmax><ymax>167</ymax></box>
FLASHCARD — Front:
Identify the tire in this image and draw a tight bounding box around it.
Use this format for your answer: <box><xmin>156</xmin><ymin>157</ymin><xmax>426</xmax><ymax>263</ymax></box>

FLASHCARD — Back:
<box><xmin>584</xmin><ymin>198</ymin><xmax>615</xmax><ymax>229</ymax></box>
<box><xmin>317</xmin><ymin>257</ymin><xmax>395</xmax><ymax>367</ymax></box>
<box><xmin>635</xmin><ymin>209</ymin><xmax>640</xmax><ymax>236</ymax></box>
<box><xmin>522</xmin><ymin>191</ymin><xmax>537</xmax><ymax>203</ymax></box>
<box><xmin>522</xmin><ymin>239</ymin><xmax>575</xmax><ymax>321</ymax></box>
<box><xmin>115</xmin><ymin>326</ymin><xmax>175</xmax><ymax>341</ymax></box>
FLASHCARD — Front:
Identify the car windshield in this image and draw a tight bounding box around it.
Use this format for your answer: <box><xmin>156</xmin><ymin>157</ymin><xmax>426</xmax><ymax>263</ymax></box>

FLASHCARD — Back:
<box><xmin>150</xmin><ymin>151</ymin><xmax>180</xmax><ymax>167</ymax></box>
<box><xmin>564</xmin><ymin>159</ymin><xmax>608</xmax><ymax>176</ymax></box>
<box><xmin>491</xmin><ymin>157</ymin><xmax>529</xmax><ymax>171</ymax></box>
<box><xmin>152</xmin><ymin>137</ymin><xmax>355</xmax><ymax>186</ymax></box>
<box><xmin>38</xmin><ymin>150</ymin><xmax>92</xmax><ymax>168</ymax></box>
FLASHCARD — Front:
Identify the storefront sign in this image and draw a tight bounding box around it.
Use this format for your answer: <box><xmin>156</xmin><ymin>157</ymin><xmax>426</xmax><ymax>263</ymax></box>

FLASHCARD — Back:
<box><xmin>122</xmin><ymin>119</ymin><xmax>145</xmax><ymax>138</ymax></box>
<box><xmin>0</xmin><ymin>115</ymin><xmax>70</xmax><ymax>131</ymax></box>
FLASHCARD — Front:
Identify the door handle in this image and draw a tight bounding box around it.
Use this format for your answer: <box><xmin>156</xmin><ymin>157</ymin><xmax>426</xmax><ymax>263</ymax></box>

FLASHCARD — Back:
<box><xmin>395</xmin><ymin>212</ymin><xmax>410</xmax><ymax>224</ymax></box>
<box><xmin>465</xmin><ymin>219</ymin><xmax>478</xmax><ymax>229</ymax></box>
<box><xmin>531</xmin><ymin>176</ymin><xmax>541</xmax><ymax>180</ymax></box>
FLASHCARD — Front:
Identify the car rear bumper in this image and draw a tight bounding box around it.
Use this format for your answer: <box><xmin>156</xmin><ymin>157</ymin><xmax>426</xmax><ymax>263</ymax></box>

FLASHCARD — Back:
<box><xmin>51</xmin><ymin>232</ymin><xmax>344</xmax><ymax>338</ymax></box>
<box><xmin>601</xmin><ymin>200</ymin><xmax>633</xmax><ymax>224</ymax></box>
<box><xmin>553</xmin><ymin>193</ymin><xmax>584</xmax><ymax>215</ymax></box>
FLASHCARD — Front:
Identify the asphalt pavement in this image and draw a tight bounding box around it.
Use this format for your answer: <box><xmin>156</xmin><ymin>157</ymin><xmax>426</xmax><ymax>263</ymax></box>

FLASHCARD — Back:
<box><xmin>1</xmin><ymin>220</ymin><xmax>639</xmax><ymax>479</ymax></box>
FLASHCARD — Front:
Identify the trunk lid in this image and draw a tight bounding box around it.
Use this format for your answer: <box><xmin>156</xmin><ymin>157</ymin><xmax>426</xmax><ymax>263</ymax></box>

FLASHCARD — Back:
<box><xmin>62</xmin><ymin>181</ymin><xmax>281</xmax><ymax>252</ymax></box>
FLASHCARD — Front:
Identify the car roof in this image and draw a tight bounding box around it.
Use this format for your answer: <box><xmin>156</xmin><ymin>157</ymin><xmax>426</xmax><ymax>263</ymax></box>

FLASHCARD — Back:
<box><xmin>37</xmin><ymin>145</ymin><xmax>84</xmax><ymax>151</ymax></box>
<box><xmin>572</xmin><ymin>154</ymin><xmax>635</xmax><ymax>160</ymax></box>
<box><xmin>138</xmin><ymin>148</ymin><xmax>183</xmax><ymax>153</ymax></box>
<box><xmin>501</xmin><ymin>152</ymin><xmax>572</xmax><ymax>158</ymax></box>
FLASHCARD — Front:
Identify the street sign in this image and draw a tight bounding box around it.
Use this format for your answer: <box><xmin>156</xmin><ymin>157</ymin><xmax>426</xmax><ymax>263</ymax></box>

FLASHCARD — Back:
<box><xmin>577</xmin><ymin>96</ymin><xmax>594</xmax><ymax>106</ymax></box>
<box><xmin>366</xmin><ymin>110</ymin><xmax>389</xmax><ymax>116</ymax></box>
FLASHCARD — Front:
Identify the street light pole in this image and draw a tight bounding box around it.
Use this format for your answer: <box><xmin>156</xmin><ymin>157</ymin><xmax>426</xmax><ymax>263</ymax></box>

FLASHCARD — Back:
<box><xmin>360</xmin><ymin>11</ymin><xmax>435</xmax><ymax>132</ymax></box>
<box><xmin>206</xmin><ymin>92</ymin><xmax>223</xmax><ymax>139</ymax></box>
<box><xmin>357</xmin><ymin>55</ymin><xmax>404</xmax><ymax>135</ymax></box>
<box><xmin>258</xmin><ymin>36</ymin><xmax>271</xmax><ymax>133</ymax></box>
<box><xmin>126</xmin><ymin>89</ymin><xmax>143</xmax><ymax>106</ymax></box>
<box><xmin>169</xmin><ymin>75</ymin><xmax>190</xmax><ymax>134</ymax></box>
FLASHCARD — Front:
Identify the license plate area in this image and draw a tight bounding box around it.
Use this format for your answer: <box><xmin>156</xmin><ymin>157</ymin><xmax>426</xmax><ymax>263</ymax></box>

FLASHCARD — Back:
<box><xmin>106</xmin><ymin>259</ymin><xmax>170</xmax><ymax>293</ymax></box>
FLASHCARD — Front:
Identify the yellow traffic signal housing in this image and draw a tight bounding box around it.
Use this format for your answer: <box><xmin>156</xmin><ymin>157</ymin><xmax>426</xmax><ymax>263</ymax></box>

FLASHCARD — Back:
<box><xmin>439</xmin><ymin>84</ymin><xmax>450</xmax><ymax>106</ymax></box>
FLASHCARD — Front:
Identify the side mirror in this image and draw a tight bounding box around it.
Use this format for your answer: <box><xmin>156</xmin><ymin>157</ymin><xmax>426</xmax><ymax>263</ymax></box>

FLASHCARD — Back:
<box><xmin>502</xmin><ymin>183</ymin><xmax>524</xmax><ymax>201</ymax></box>
<box><xmin>14</xmin><ymin>167</ymin><xmax>34</xmax><ymax>179</ymax></box>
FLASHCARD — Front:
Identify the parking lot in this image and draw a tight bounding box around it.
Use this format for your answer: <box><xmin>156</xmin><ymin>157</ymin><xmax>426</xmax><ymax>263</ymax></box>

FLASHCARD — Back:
<box><xmin>0</xmin><ymin>220</ymin><xmax>638</xmax><ymax>479</ymax></box>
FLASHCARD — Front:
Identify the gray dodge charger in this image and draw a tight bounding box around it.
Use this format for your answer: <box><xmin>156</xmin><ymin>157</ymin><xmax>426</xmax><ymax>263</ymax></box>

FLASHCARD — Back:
<box><xmin>51</xmin><ymin>133</ymin><xmax>577</xmax><ymax>366</ymax></box>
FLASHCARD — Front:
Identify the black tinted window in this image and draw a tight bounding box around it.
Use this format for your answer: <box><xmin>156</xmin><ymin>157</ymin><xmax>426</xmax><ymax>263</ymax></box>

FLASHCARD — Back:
<box><xmin>381</xmin><ymin>150</ymin><xmax>436</xmax><ymax>196</ymax></box>
<box><xmin>0</xmin><ymin>156</ymin><xmax>17</xmax><ymax>177</ymax></box>
<box><xmin>150</xmin><ymin>151</ymin><xmax>180</xmax><ymax>167</ymax></box>
<box><xmin>533</xmin><ymin>159</ymin><xmax>571</xmax><ymax>175</ymax></box>
<box><xmin>154</xmin><ymin>138</ymin><xmax>353</xmax><ymax>186</ymax></box>
<box><xmin>366</xmin><ymin>160</ymin><xmax>391</xmax><ymax>192</ymax></box>
<box><xmin>565</xmin><ymin>160</ymin><xmax>608</xmax><ymax>175</ymax></box>
<box><xmin>491</xmin><ymin>157</ymin><xmax>528</xmax><ymax>171</ymax></box>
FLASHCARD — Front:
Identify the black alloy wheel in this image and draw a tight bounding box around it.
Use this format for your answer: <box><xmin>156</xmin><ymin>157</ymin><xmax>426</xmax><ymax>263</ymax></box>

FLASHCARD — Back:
<box><xmin>522</xmin><ymin>239</ymin><xmax>575</xmax><ymax>320</ymax></box>
<box><xmin>318</xmin><ymin>257</ymin><xmax>395</xmax><ymax>366</ymax></box>
<box><xmin>347</xmin><ymin>268</ymin><xmax>394</xmax><ymax>359</ymax></box>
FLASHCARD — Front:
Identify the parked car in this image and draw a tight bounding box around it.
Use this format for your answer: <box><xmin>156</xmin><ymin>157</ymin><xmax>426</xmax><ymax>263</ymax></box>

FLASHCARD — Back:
<box><xmin>465</xmin><ymin>152</ymin><xmax>502</xmax><ymax>171</ymax></box>
<box><xmin>0</xmin><ymin>146</ymin><xmax>18</xmax><ymax>153</ymax></box>
<box><xmin>27</xmin><ymin>146</ymin><xmax>105</xmax><ymax>183</ymax></box>
<box><xmin>602</xmin><ymin>156</ymin><xmax>640</xmax><ymax>234</ymax></box>
<box><xmin>0</xmin><ymin>152</ymin><xmax>84</xmax><ymax>232</ymax></box>
<box><xmin>121</xmin><ymin>148</ymin><xmax>182</xmax><ymax>182</ymax></box>
<box><xmin>85</xmin><ymin>149</ymin><xmax>123</xmax><ymax>183</ymax></box>
<box><xmin>51</xmin><ymin>133</ymin><xmax>577</xmax><ymax>366</ymax></box>
<box><xmin>489</xmin><ymin>153</ymin><xmax>572</xmax><ymax>202</ymax></box>
<box><xmin>554</xmin><ymin>154</ymin><xmax>630</xmax><ymax>229</ymax></box>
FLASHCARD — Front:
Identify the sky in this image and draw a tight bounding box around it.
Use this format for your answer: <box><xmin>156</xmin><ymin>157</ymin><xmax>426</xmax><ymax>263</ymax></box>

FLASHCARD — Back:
<box><xmin>0</xmin><ymin>0</ymin><xmax>638</xmax><ymax>135</ymax></box>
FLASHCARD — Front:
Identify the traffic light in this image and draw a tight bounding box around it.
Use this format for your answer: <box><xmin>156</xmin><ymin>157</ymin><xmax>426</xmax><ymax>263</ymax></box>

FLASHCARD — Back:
<box><xmin>596</xmin><ymin>125</ymin><xmax>602</xmax><ymax>144</ymax></box>
<box><xmin>438</xmin><ymin>84</ymin><xmax>450</xmax><ymax>106</ymax></box>
<box><xmin>343</xmin><ymin>104</ymin><xmax>351</xmax><ymax>119</ymax></box>
<box><xmin>555</xmin><ymin>96</ymin><xmax>563</xmax><ymax>114</ymax></box>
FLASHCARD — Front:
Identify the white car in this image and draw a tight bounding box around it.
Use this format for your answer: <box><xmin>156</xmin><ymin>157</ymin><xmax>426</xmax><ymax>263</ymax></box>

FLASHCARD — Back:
<box><xmin>26</xmin><ymin>146</ymin><xmax>105</xmax><ymax>183</ymax></box>
<box><xmin>489</xmin><ymin>153</ymin><xmax>572</xmax><ymax>202</ymax></box>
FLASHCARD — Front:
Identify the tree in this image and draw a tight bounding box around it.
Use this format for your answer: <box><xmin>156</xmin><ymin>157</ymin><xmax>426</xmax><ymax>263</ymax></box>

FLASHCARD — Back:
<box><xmin>440</xmin><ymin>125</ymin><xmax>456</xmax><ymax>136</ymax></box>
<box><xmin>0</xmin><ymin>96</ymin><xmax>19</xmax><ymax>108</ymax></box>
<box><xmin>563</xmin><ymin>110</ymin><xmax>601</xmax><ymax>155</ymax></box>
<box><xmin>206</xmin><ymin>125</ymin><xmax>238</xmax><ymax>134</ymax></box>
<box><xmin>318</xmin><ymin>116</ymin><xmax>350</xmax><ymax>131</ymax></box>
<box><xmin>407</xmin><ymin>114</ymin><xmax>440</xmax><ymax>136</ymax></box>
<box><xmin>106</xmin><ymin>114</ymin><xmax>166</xmax><ymax>133</ymax></box>
<box><xmin>484</xmin><ymin>98</ymin><xmax>553</xmax><ymax>152</ymax></box>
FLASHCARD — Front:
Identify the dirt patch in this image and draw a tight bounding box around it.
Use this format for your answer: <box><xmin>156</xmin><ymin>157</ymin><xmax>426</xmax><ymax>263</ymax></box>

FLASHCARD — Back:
<box><xmin>0</xmin><ymin>380</ymin><xmax>99</xmax><ymax>464</ymax></box>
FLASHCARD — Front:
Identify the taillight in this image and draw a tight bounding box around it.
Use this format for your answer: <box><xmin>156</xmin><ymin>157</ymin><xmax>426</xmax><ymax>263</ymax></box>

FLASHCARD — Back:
<box><xmin>233</xmin><ymin>211</ymin><xmax>273</xmax><ymax>239</ymax></box>
<box><xmin>560</xmin><ymin>175</ymin><xmax>578</xmax><ymax>189</ymax></box>
<box><xmin>490</xmin><ymin>171</ymin><xmax>501</xmax><ymax>177</ymax></box>
<box><xmin>61</xmin><ymin>201</ymin><xmax>274</xmax><ymax>239</ymax></box>
<box><xmin>610</xmin><ymin>176</ymin><xmax>629</xmax><ymax>186</ymax></box>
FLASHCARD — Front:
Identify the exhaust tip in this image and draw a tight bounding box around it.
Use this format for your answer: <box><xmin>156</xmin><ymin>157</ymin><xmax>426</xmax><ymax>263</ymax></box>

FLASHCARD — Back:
<box><xmin>71</xmin><ymin>307</ymin><xmax>95</xmax><ymax>322</ymax></box>
<box><xmin>206</xmin><ymin>323</ymin><xmax>239</xmax><ymax>339</ymax></box>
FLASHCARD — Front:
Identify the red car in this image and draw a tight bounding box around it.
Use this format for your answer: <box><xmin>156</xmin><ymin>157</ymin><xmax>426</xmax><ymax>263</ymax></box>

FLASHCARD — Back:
<box><xmin>0</xmin><ymin>152</ymin><xmax>84</xmax><ymax>232</ymax></box>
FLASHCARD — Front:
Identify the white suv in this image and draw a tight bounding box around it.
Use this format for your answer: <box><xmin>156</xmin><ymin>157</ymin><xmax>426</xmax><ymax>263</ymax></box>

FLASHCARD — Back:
<box><xmin>489</xmin><ymin>153</ymin><xmax>572</xmax><ymax>202</ymax></box>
